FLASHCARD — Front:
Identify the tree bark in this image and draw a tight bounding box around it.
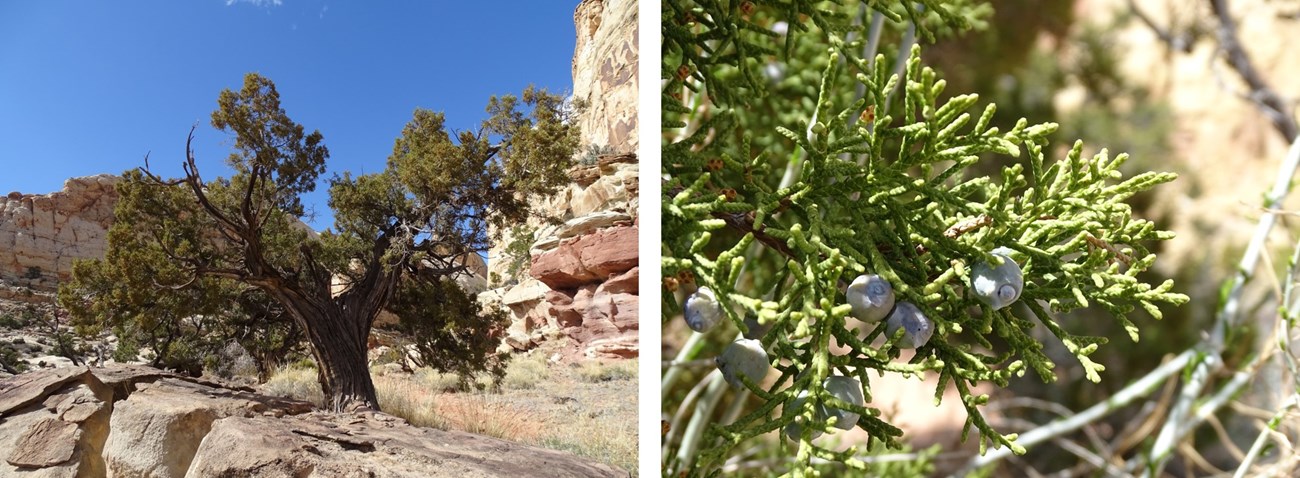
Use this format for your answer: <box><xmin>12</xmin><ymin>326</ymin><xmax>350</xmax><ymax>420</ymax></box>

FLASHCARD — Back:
<box><xmin>270</xmin><ymin>289</ymin><xmax>380</xmax><ymax>411</ymax></box>
<box><xmin>309</xmin><ymin>316</ymin><xmax>378</xmax><ymax>411</ymax></box>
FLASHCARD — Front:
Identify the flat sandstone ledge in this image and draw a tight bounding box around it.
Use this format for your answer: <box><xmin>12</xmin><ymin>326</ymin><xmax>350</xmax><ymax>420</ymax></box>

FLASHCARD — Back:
<box><xmin>0</xmin><ymin>365</ymin><xmax>622</xmax><ymax>477</ymax></box>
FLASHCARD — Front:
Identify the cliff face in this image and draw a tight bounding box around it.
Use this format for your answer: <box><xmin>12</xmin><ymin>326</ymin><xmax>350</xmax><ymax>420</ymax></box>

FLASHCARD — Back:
<box><xmin>483</xmin><ymin>0</ymin><xmax>639</xmax><ymax>361</ymax></box>
<box><xmin>572</xmin><ymin>0</ymin><xmax>639</xmax><ymax>152</ymax></box>
<box><xmin>0</xmin><ymin>174</ymin><xmax>119</xmax><ymax>292</ymax></box>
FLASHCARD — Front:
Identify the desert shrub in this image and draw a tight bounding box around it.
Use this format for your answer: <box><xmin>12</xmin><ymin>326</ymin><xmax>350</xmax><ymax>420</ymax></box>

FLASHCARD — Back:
<box><xmin>389</xmin><ymin>278</ymin><xmax>509</xmax><ymax>390</ymax></box>
<box><xmin>0</xmin><ymin>343</ymin><xmax>28</xmax><ymax>374</ymax></box>
<box><xmin>498</xmin><ymin>224</ymin><xmax>537</xmax><ymax>287</ymax></box>
<box><xmin>577</xmin><ymin>143</ymin><xmax>618</xmax><ymax>166</ymax></box>
<box><xmin>208</xmin><ymin>342</ymin><xmax>261</xmax><ymax>380</ymax></box>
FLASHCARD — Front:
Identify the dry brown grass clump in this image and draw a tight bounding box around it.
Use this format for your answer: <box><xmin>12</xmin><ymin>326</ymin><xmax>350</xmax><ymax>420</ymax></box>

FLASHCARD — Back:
<box><xmin>500</xmin><ymin>351</ymin><xmax>550</xmax><ymax>390</ymax></box>
<box><xmin>574</xmin><ymin>360</ymin><xmax>638</xmax><ymax>383</ymax></box>
<box><xmin>374</xmin><ymin>373</ymin><xmax>442</xmax><ymax>428</ymax></box>
<box><xmin>260</xmin><ymin>364</ymin><xmax>324</xmax><ymax>407</ymax></box>
<box><xmin>433</xmin><ymin>394</ymin><xmax>545</xmax><ymax>442</ymax></box>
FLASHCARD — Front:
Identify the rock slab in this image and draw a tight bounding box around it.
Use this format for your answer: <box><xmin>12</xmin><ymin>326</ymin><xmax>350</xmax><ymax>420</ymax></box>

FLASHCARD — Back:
<box><xmin>0</xmin><ymin>366</ymin><xmax>621</xmax><ymax>477</ymax></box>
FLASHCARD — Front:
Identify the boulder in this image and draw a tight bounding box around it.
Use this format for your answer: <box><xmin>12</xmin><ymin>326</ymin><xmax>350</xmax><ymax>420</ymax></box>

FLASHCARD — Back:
<box><xmin>102</xmin><ymin>378</ymin><xmax>291</xmax><ymax>478</ymax></box>
<box><xmin>575</xmin><ymin>225</ymin><xmax>638</xmax><ymax>278</ymax></box>
<box><xmin>6</xmin><ymin>418</ymin><xmax>81</xmax><ymax>469</ymax></box>
<box><xmin>530</xmin><ymin>225</ymin><xmax>637</xmax><ymax>290</ymax></box>
<box><xmin>530</xmin><ymin>242</ymin><xmax>599</xmax><ymax>289</ymax></box>
<box><xmin>501</xmin><ymin>278</ymin><xmax>552</xmax><ymax>306</ymax></box>
<box><xmin>584</xmin><ymin>336</ymin><xmax>638</xmax><ymax>359</ymax></box>
<box><xmin>569</xmin><ymin>161</ymin><xmax>637</xmax><ymax>218</ymax></box>
<box><xmin>602</xmin><ymin>266</ymin><xmax>638</xmax><ymax>295</ymax></box>
<box><xmin>0</xmin><ymin>368</ymin><xmax>114</xmax><ymax>477</ymax></box>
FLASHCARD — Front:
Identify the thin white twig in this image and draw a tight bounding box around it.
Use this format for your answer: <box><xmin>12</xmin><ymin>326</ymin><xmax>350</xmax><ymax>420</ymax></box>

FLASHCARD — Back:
<box><xmin>1146</xmin><ymin>136</ymin><xmax>1300</xmax><ymax>476</ymax></box>
<box><xmin>721</xmin><ymin>450</ymin><xmax>970</xmax><ymax>474</ymax></box>
<box><xmin>952</xmin><ymin>349</ymin><xmax>1196</xmax><ymax>476</ymax></box>
<box><xmin>1235</xmin><ymin>394</ymin><xmax>1300</xmax><ymax>478</ymax></box>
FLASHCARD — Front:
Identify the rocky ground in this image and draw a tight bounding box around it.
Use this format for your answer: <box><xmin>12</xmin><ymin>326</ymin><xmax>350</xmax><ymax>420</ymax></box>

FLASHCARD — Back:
<box><xmin>0</xmin><ymin>365</ymin><xmax>623</xmax><ymax>477</ymax></box>
<box><xmin>0</xmin><ymin>295</ymin><xmax>115</xmax><ymax>376</ymax></box>
<box><xmin>263</xmin><ymin>342</ymin><xmax>640</xmax><ymax>474</ymax></box>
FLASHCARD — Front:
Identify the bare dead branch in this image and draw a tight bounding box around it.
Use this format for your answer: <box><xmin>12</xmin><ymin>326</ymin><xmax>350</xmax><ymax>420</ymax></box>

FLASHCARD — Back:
<box><xmin>1209</xmin><ymin>0</ymin><xmax>1299</xmax><ymax>142</ymax></box>
<box><xmin>1127</xmin><ymin>0</ymin><xmax>1195</xmax><ymax>52</ymax></box>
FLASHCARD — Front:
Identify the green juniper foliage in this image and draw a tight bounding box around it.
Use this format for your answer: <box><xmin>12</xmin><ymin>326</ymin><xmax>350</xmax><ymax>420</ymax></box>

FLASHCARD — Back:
<box><xmin>662</xmin><ymin>0</ymin><xmax>1188</xmax><ymax>474</ymax></box>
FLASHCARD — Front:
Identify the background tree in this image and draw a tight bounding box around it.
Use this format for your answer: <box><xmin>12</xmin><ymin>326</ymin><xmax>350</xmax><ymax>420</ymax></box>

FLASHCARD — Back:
<box><xmin>59</xmin><ymin>73</ymin><xmax>579</xmax><ymax>410</ymax></box>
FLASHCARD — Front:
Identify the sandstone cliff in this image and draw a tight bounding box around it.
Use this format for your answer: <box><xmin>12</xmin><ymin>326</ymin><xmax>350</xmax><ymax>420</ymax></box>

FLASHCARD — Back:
<box><xmin>572</xmin><ymin>0</ymin><xmax>639</xmax><ymax>153</ymax></box>
<box><xmin>483</xmin><ymin>0</ymin><xmax>639</xmax><ymax>361</ymax></box>
<box><xmin>0</xmin><ymin>175</ymin><xmax>119</xmax><ymax>292</ymax></box>
<box><xmin>0</xmin><ymin>365</ymin><xmax>619</xmax><ymax>477</ymax></box>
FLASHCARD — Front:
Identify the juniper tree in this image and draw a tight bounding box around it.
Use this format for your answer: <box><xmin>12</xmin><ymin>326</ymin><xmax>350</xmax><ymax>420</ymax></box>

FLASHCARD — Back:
<box><xmin>662</xmin><ymin>1</ymin><xmax>1188</xmax><ymax>474</ymax></box>
<box><xmin>58</xmin><ymin>73</ymin><xmax>579</xmax><ymax>410</ymax></box>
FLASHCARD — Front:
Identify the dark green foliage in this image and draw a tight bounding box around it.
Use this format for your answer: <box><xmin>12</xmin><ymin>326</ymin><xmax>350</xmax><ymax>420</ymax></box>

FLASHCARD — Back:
<box><xmin>0</xmin><ymin>305</ymin><xmax>83</xmax><ymax>367</ymax></box>
<box><xmin>60</xmin><ymin>231</ymin><xmax>298</xmax><ymax>377</ymax></box>
<box><xmin>662</xmin><ymin>0</ymin><xmax>1188</xmax><ymax>474</ymax></box>
<box><xmin>0</xmin><ymin>342</ymin><xmax>27</xmax><ymax>374</ymax></box>
<box><xmin>389</xmin><ymin>277</ymin><xmax>509</xmax><ymax>390</ymax></box>
<box><xmin>498</xmin><ymin>224</ymin><xmax>537</xmax><ymax>287</ymax></box>
<box><xmin>0</xmin><ymin>311</ymin><xmax>27</xmax><ymax>329</ymax></box>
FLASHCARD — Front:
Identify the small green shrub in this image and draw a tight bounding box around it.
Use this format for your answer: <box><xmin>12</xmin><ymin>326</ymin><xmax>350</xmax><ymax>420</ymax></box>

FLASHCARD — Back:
<box><xmin>577</xmin><ymin>143</ymin><xmax>617</xmax><ymax>166</ymax></box>
<box><xmin>0</xmin><ymin>343</ymin><xmax>29</xmax><ymax>374</ymax></box>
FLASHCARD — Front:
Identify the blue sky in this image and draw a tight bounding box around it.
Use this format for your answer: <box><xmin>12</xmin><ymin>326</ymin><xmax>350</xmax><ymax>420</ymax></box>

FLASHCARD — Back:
<box><xmin>0</xmin><ymin>0</ymin><xmax>578</xmax><ymax>230</ymax></box>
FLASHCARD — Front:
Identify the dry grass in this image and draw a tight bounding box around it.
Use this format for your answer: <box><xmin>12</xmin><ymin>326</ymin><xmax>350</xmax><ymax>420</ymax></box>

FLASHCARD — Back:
<box><xmin>258</xmin><ymin>353</ymin><xmax>638</xmax><ymax>476</ymax></box>
<box><xmin>433</xmin><ymin>394</ymin><xmax>545</xmax><ymax>442</ymax></box>
<box><xmin>260</xmin><ymin>365</ymin><xmax>324</xmax><ymax>407</ymax></box>
<box><xmin>574</xmin><ymin>360</ymin><xmax>639</xmax><ymax>383</ymax></box>
<box><xmin>536</xmin><ymin>409</ymin><xmax>639</xmax><ymax>474</ymax></box>
<box><xmin>413</xmin><ymin>367</ymin><xmax>463</xmax><ymax>392</ymax></box>
<box><xmin>374</xmin><ymin>373</ymin><xmax>442</xmax><ymax>428</ymax></box>
<box><xmin>500</xmin><ymin>351</ymin><xmax>550</xmax><ymax>390</ymax></box>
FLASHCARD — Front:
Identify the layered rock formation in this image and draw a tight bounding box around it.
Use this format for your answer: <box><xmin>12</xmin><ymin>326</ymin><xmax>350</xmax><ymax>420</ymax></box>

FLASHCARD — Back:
<box><xmin>0</xmin><ymin>365</ymin><xmax>620</xmax><ymax>477</ymax></box>
<box><xmin>572</xmin><ymin>0</ymin><xmax>639</xmax><ymax>153</ymax></box>
<box><xmin>486</xmin><ymin>154</ymin><xmax>639</xmax><ymax>360</ymax></box>
<box><xmin>0</xmin><ymin>174</ymin><xmax>119</xmax><ymax>291</ymax></box>
<box><xmin>482</xmin><ymin>0</ymin><xmax>639</xmax><ymax>361</ymax></box>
